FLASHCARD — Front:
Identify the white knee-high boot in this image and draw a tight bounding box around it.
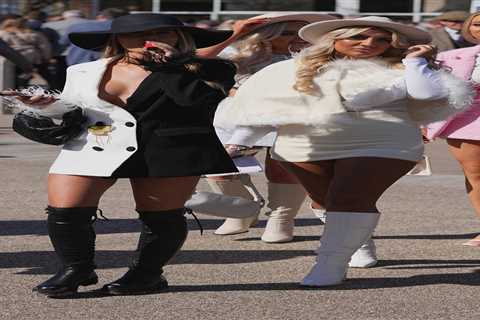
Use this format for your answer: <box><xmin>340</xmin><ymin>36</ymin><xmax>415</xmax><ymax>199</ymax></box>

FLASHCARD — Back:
<box><xmin>301</xmin><ymin>211</ymin><xmax>380</xmax><ymax>287</ymax></box>
<box><xmin>311</xmin><ymin>206</ymin><xmax>378</xmax><ymax>268</ymax></box>
<box><xmin>261</xmin><ymin>183</ymin><xmax>306</xmax><ymax>243</ymax></box>
<box><xmin>208</xmin><ymin>177</ymin><xmax>259</xmax><ymax>235</ymax></box>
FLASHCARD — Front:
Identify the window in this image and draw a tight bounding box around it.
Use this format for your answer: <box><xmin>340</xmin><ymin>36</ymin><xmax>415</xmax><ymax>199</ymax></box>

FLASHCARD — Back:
<box><xmin>222</xmin><ymin>0</ymin><xmax>333</xmax><ymax>11</ymax></box>
<box><xmin>360</xmin><ymin>0</ymin><xmax>414</xmax><ymax>12</ymax></box>
<box><xmin>160</xmin><ymin>0</ymin><xmax>212</xmax><ymax>11</ymax></box>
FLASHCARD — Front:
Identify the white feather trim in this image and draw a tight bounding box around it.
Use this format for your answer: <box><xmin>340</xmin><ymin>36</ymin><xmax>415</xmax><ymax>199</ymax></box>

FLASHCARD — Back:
<box><xmin>406</xmin><ymin>71</ymin><xmax>476</xmax><ymax>125</ymax></box>
<box><xmin>0</xmin><ymin>86</ymin><xmax>81</xmax><ymax>119</ymax></box>
<box><xmin>214</xmin><ymin>58</ymin><xmax>475</xmax><ymax>128</ymax></box>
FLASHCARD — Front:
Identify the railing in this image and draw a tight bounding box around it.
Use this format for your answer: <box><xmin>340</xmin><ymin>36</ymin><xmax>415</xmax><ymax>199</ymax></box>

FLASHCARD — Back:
<box><xmin>146</xmin><ymin>0</ymin><xmax>454</xmax><ymax>22</ymax></box>
<box><xmin>134</xmin><ymin>10</ymin><xmax>445</xmax><ymax>22</ymax></box>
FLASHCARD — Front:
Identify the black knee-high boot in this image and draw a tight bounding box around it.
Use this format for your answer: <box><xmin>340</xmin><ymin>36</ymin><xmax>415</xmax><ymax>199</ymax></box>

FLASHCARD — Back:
<box><xmin>104</xmin><ymin>208</ymin><xmax>188</xmax><ymax>295</ymax></box>
<box><xmin>33</xmin><ymin>206</ymin><xmax>98</xmax><ymax>297</ymax></box>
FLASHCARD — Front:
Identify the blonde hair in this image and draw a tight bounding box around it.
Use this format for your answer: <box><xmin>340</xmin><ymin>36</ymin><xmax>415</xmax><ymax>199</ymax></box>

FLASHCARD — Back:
<box><xmin>461</xmin><ymin>11</ymin><xmax>480</xmax><ymax>44</ymax></box>
<box><xmin>230</xmin><ymin>22</ymin><xmax>287</xmax><ymax>74</ymax></box>
<box><xmin>1</xmin><ymin>18</ymin><xmax>32</xmax><ymax>33</ymax></box>
<box><xmin>294</xmin><ymin>27</ymin><xmax>421</xmax><ymax>95</ymax></box>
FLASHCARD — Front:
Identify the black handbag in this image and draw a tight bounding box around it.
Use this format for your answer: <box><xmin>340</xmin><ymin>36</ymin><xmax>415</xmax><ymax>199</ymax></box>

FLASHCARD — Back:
<box><xmin>12</xmin><ymin>107</ymin><xmax>87</xmax><ymax>145</ymax></box>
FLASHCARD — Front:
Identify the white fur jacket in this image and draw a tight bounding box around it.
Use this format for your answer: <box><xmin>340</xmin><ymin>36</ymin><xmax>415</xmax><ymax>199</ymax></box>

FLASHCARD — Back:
<box><xmin>214</xmin><ymin>57</ymin><xmax>475</xmax><ymax>129</ymax></box>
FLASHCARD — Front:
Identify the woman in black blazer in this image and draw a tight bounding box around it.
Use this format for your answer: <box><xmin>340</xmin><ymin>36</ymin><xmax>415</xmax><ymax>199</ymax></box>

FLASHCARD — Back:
<box><xmin>6</xmin><ymin>13</ymin><xmax>237</xmax><ymax>297</ymax></box>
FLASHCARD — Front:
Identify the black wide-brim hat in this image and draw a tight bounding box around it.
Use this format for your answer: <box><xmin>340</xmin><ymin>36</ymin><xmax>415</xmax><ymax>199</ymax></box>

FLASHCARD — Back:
<box><xmin>69</xmin><ymin>13</ymin><xmax>233</xmax><ymax>50</ymax></box>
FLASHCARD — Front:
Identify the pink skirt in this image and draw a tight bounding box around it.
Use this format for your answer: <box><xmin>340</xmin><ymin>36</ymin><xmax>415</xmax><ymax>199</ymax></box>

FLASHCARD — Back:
<box><xmin>427</xmin><ymin>104</ymin><xmax>480</xmax><ymax>141</ymax></box>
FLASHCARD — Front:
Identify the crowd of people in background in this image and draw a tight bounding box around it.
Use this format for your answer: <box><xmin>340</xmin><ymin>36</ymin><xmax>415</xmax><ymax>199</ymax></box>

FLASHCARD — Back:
<box><xmin>0</xmin><ymin>8</ymin><xmax>476</xmax><ymax>91</ymax></box>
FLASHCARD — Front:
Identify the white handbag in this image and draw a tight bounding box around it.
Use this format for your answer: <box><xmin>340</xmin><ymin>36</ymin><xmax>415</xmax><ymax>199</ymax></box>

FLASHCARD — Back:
<box><xmin>185</xmin><ymin>191</ymin><xmax>262</xmax><ymax>218</ymax></box>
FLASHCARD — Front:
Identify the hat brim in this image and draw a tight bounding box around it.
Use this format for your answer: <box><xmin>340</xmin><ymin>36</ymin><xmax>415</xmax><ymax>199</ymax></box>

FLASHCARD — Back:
<box><xmin>245</xmin><ymin>13</ymin><xmax>337</xmax><ymax>35</ymax></box>
<box><xmin>69</xmin><ymin>26</ymin><xmax>233</xmax><ymax>51</ymax></box>
<box><xmin>299</xmin><ymin>19</ymin><xmax>432</xmax><ymax>44</ymax></box>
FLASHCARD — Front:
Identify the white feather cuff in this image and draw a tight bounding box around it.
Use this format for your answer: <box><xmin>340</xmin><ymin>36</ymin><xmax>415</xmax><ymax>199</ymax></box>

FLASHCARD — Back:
<box><xmin>406</xmin><ymin>71</ymin><xmax>476</xmax><ymax>125</ymax></box>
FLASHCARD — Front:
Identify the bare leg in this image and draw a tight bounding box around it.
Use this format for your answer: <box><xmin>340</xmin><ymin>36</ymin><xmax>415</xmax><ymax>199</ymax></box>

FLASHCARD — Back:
<box><xmin>48</xmin><ymin>174</ymin><xmax>116</xmax><ymax>207</ymax></box>
<box><xmin>264</xmin><ymin>152</ymin><xmax>299</xmax><ymax>184</ymax></box>
<box><xmin>130</xmin><ymin>176</ymin><xmax>200</xmax><ymax>211</ymax></box>
<box><xmin>448</xmin><ymin>138</ymin><xmax>480</xmax><ymax>245</ymax></box>
<box><xmin>36</xmin><ymin>174</ymin><xmax>116</xmax><ymax>297</ymax></box>
<box><xmin>325</xmin><ymin>157</ymin><xmax>415</xmax><ymax>212</ymax></box>
<box><xmin>279</xmin><ymin>160</ymin><xmax>334</xmax><ymax>209</ymax></box>
<box><xmin>104</xmin><ymin>176</ymin><xmax>201</xmax><ymax>296</ymax></box>
<box><xmin>283</xmin><ymin>157</ymin><xmax>415</xmax><ymax>285</ymax></box>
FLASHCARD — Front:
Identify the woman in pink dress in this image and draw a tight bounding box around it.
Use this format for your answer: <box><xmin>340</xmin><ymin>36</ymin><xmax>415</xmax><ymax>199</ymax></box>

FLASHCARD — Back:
<box><xmin>427</xmin><ymin>12</ymin><xmax>480</xmax><ymax>246</ymax></box>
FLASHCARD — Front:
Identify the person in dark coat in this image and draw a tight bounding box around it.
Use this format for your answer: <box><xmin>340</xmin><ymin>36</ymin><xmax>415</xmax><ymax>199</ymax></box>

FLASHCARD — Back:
<box><xmin>0</xmin><ymin>38</ymin><xmax>33</xmax><ymax>72</ymax></box>
<box><xmin>429</xmin><ymin>11</ymin><xmax>474</xmax><ymax>52</ymax></box>
<box><xmin>4</xmin><ymin>13</ymin><xmax>236</xmax><ymax>297</ymax></box>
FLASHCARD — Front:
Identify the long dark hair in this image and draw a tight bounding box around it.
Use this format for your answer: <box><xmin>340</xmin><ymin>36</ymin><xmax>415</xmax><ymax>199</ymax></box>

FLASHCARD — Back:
<box><xmin>103</xmin><ymin>29</ymin><xmax>196</xmax><ymax>62</ymax></box>
<box><xmin>104</xmin><ymin>29</ymin><xmax>235</xmax><ymax>94</ymax></box>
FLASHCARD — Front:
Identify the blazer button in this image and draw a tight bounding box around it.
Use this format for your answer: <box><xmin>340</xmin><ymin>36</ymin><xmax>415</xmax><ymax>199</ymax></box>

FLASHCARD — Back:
<box><xmin>92</xmin><ymin>146</ymin><xmax>104</xmax><ymax>151</ymax></box>
<box><xmin>126</xmin><ymin>146</ymin><xmax>136</xmax><ymax>152</ymax></box>
<box><xmin>125</xmin><ymin>122</ymin><xmax>135</xmax><ymax>127</ymax></box>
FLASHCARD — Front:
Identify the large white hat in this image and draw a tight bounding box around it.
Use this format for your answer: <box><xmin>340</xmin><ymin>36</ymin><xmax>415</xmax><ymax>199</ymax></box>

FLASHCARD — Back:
<box><xmin>299</xmin><ymin>16</ymin><xmax>432</xmax><ymax>44</ymax></box>
<box><xmin>245</xmin><ymin>12</ymin><xmax>337</xmax><ymax>34</ymax></box>
<box><xmin>251</xmin><ymin>12</ymin><xmax>337</xmax><ymax>24</ymax></box>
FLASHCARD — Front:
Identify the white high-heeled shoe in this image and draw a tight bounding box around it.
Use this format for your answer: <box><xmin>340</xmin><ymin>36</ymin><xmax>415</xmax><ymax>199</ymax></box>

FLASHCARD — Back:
<box><xmin>301</xmin><ymin>211</ymin><xmax>380</xmax><ymax>287</ymax></box>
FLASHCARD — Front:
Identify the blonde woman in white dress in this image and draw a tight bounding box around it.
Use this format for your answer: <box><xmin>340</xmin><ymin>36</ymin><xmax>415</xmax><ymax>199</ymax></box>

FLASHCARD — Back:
<box><xmin>207</xmin><ymin>13</ymin><xmax>335</xmax><ymax>243</ymax></box>
<box><xmin>214</xmin><ymin>16</ymin><xmax>474</xmax><ymax>286</ymax></box>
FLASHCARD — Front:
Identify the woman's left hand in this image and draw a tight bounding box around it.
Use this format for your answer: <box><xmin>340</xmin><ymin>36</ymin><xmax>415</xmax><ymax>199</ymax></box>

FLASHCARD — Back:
<box><xmin>231</xmin><ymin>18</ymin><xmax>269</xmax><ymax>38</ymax></box>
<box><xmin>405</xmin><ymin>44</ymin><xmax>437</xmax><ymax>59</ymax></box>
<box><xmin>144</xmin><ymin>41</ymin><xmax>179</xmax><ymax>63</ymax></box>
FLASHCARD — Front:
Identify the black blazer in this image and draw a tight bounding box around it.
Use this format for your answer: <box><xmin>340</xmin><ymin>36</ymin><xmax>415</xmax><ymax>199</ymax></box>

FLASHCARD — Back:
<box><xmin>114</xmin><ymin>58</ymin><xmax>238</xmax><ymax>177</ymax></box>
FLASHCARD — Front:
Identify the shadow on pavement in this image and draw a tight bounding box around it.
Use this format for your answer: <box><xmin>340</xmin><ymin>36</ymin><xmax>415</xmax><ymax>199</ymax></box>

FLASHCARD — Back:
<box><xmin>1</xmin><ymin>219</ymin><xmax>476</xmax><ymax>239</ymax></box>
<box><xmin>0</xmin><ymin>249</ymin><xmax>316</xmax><ymax>274</ymax></box>
<box><xmin>236</xmin><ymin>235</ymin><xmax>320</xmax><ymax>243</ymax></box>
<box><xmin>3</xmin><ymin>250</ymin><xmax>479</xmax><ymax>274</ymax></box>
<box><xmin>375</xmin><ymin>233</ymin><xmax>479</xmax><ymax>240</ymax></box>
<box><xmin>377</xmin><ymin>259</ymin><xmax>480</xmax><ymax>269</ymax></box>
<box><xmin>171</xmin><ymin>271</ymin><xmax>480</xmax><ymax>290</ymax></box>
<box><xmin>38</xmin><ymin>270</ymin><xmax>480</xmax><ymax>300</ymax></box>
<box><xmin>0</xmin><ymin>218</ymin><xmax>325</xmax><ymax>236</ymax></box>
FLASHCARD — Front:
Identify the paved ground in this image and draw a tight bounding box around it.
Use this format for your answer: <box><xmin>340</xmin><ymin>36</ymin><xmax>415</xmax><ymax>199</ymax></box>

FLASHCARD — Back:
<box><xmin>0</xmin><ymin>113</ymin><xmax>479</xmax><ymax>320</ymax></box>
